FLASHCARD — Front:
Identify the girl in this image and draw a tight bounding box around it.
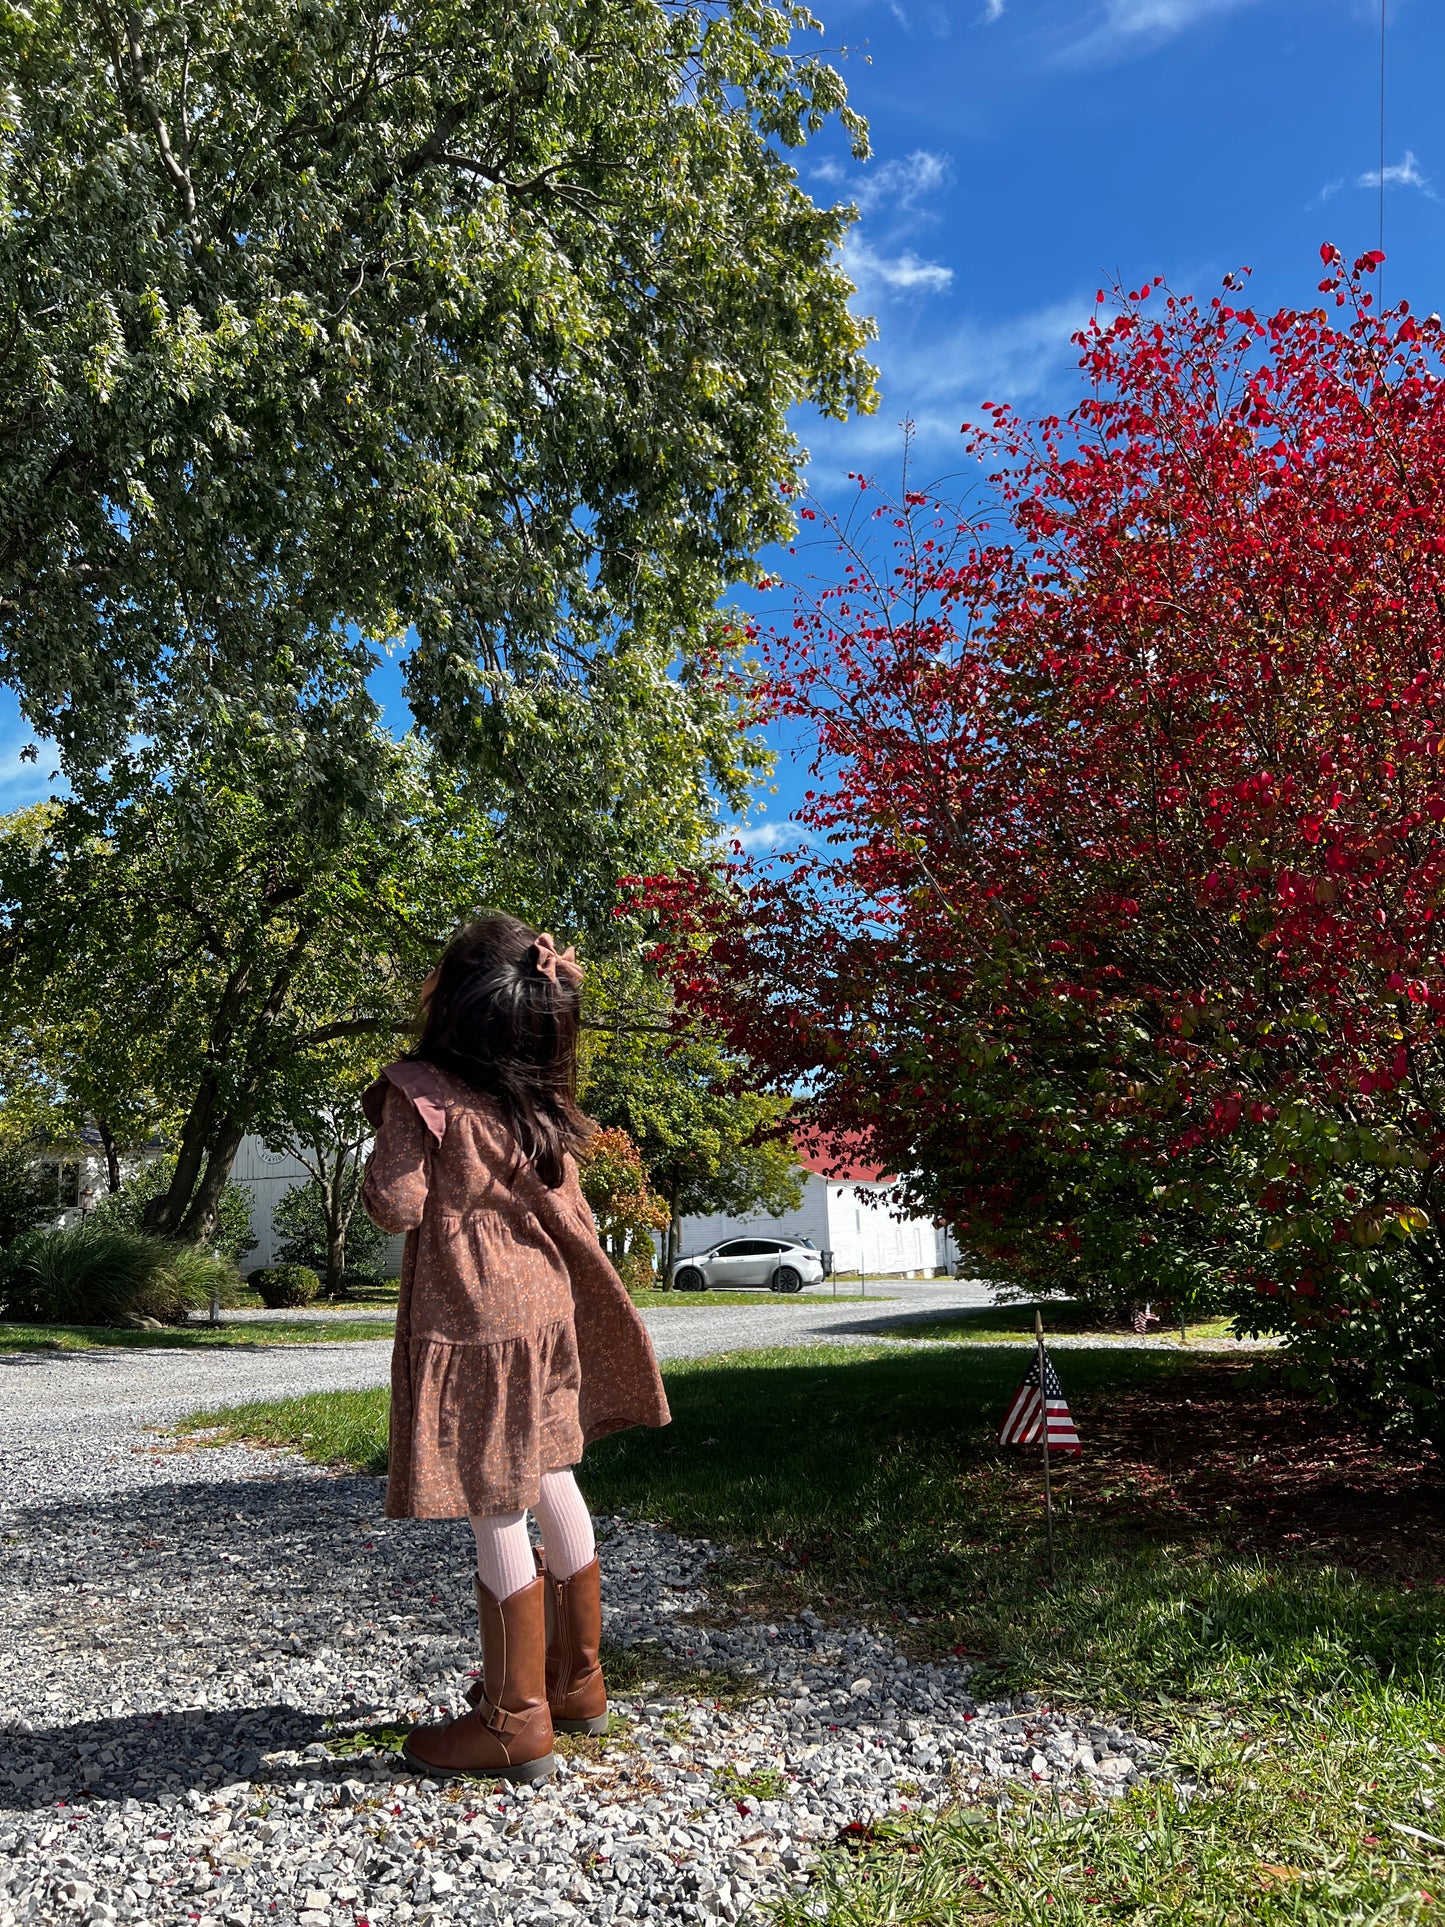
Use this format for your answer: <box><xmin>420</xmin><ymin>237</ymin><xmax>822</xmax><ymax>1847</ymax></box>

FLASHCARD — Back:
<box><xmin>361</xmin><ymin>914</ymin><xmax>669</xmax><ymax>1783</ymax></box>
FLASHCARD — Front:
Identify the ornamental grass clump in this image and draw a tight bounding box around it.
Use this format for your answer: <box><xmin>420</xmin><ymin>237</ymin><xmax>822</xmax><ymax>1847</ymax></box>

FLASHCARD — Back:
<box><xmin>0</xmin><ymin>1224</ymin><xmax>237</xmax><ymax>1326</ymax></box>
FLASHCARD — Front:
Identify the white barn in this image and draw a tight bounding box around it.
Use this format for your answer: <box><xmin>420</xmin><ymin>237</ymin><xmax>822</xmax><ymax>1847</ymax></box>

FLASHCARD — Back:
<box><xmin>230</xmin><ymin>1135</ymin><xmax>405</xmax><ymax>1276</ymax></box>
<box><xmin>675</xmin><ymin>1140</ymin><xmax>948</xmax><ymax>1277</ymax></box>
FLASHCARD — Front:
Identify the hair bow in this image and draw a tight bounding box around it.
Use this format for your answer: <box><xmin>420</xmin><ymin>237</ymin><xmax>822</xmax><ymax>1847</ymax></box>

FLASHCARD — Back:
<box><xmin>531</xmin><ymin>932</ymin><xmax>583</xmax><ymax>989</ymax></box>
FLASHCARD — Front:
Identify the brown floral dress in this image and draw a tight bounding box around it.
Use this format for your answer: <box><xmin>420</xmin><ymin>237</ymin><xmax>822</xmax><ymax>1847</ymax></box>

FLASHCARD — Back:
<box><xmin>360</xmin><ymin>1060</ymin><xmax>669</xmax><ymax>1519</ymax></box>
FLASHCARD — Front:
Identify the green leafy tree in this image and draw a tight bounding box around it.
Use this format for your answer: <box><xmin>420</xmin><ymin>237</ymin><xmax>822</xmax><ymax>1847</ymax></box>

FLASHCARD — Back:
<box><xmin>0</xmin><ymin>807</ymin><xmax>164</xmax><ymax>1184</ymax></box>
<box><xmin>0</xmin><ymin>621</ymin><xmax>785</xmax><ymax>1255</ymax></box>
<box><xmin>580</xmin><ymin>975</ymin><xmax>801</xmax><ymax>1282</ymax></box>
<box><xmin>0</xmin><ymin>0</ymin><xmax>875</xmax><ymax>789</ymax></box>
<box><xmin>0</xmin><ymin>708</ymin><xmax>495</xmax><ymax>1247</ymax></box>
<box><xmin>87</xmin><ymin>1155</ymin><xmax>257</xmax><ymax>1266</ymax></box>
<box><xmin>0</xmin><ymin>1141</ymin><xmax>57</xmax><ymax>1248</ymax></box>
<box><xmin>272</xmin><ymin>1168</ymin><xmax>390</xmax><ymax>1296</ymax></box>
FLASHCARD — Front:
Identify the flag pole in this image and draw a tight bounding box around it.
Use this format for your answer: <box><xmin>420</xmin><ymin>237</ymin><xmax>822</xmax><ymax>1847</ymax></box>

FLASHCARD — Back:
<box><xmin>1035</xmin><ymin>1307</ymin><xmax>1056</xmax><ymax>1585</ymax></box>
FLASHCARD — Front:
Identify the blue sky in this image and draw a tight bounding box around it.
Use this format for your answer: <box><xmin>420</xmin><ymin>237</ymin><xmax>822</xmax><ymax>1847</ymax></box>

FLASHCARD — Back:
<box><xmin>4</xmin><ymin>0</ymin><xmax>1440</xmax><ymax>836</ymax></box>
<box><xmin>737</xmin><ymin>0</ymin><xmax>1445</xmax><ymax>846</ymax></box>
<box><xmin>794</xmin><ymin>0</ymin><xmax>1439</xmax><ymax>489</ymax></box>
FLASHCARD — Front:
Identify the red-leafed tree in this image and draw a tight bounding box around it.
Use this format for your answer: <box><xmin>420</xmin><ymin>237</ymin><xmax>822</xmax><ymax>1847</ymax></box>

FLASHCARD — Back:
<box><xmin>640</xmin><ymin>249</ymin><xmax>1445</xmax><ymax>1442</ymax></box>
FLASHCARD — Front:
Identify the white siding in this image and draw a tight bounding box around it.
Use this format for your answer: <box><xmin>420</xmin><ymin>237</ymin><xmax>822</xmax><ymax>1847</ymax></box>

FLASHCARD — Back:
<box><xmin>229</xmin><ymin>1137</ymin><xmax>314</xmax><ymax>1271</ymax></box>
<box><xmin>821</xmin><ymin>1180</ymin><xmax>938</xmax><ymax>1276</ymax></box>
<box><xmin>677</xmin><ymin>1171</ymin><xmax>833</xmax><ymax>1263</ymax></box>
<box><xmin>677</xmin><ymin>1171</ymin><xmax>944</xmax><ymax>1277</ymax></box>
<box><xmin>229</xmin><ymin>1135</ymin><xmax>404</xmax><ymax>1277</ymax></box>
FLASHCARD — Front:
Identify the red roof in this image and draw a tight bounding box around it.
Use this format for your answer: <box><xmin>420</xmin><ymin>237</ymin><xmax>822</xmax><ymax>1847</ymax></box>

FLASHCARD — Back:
<box><xmin>794</xmin><ymin>1132</ymin><xmax>894</xmax><ymax>1184</ymax></box>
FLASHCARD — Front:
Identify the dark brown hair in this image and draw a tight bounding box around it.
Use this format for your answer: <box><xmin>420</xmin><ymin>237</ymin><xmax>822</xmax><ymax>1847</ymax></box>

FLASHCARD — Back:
<box><xmin>410</xmin><ymin>913</ymin><xmax>592</xmax><ymax>1189</ymax></box>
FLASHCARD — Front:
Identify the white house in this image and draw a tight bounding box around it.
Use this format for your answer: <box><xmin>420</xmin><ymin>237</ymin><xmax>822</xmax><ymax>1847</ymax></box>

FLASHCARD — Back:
<box><xmin>229</xmin><ymin>1136</ymin><xmax>316</xmax><ymax>1270</ymax></box>
<box><xmin>676</xmin><ymin>1140</ymin><xmax>949</xmax><ymax>1277</ymax></box>
<box><xmin>44</xmin><ymin>1130</ymin><xmax>404</xmax><ymax>1275</ymax></box>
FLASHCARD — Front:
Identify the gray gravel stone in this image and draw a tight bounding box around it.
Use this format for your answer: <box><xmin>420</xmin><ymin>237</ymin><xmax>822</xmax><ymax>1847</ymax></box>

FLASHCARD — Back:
<box><xmin>0</xmin><ymin>1297</ymin><xmax>1177</xmax><ymax>1925</ymax></box>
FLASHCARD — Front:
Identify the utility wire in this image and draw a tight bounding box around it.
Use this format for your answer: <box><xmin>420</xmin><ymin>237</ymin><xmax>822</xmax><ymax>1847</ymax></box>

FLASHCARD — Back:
<box><xmin>1378</xmin><ymin>0</ymin><xmax>1386</xmax><ymax>281</ymax></box>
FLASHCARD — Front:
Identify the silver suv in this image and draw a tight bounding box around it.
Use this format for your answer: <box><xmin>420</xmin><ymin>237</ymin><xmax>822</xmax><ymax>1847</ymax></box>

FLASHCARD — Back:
<box><xmin>673</xmin><ymin>1237</ymin><xmax>825</xmax><ymax>1294</ymax></box>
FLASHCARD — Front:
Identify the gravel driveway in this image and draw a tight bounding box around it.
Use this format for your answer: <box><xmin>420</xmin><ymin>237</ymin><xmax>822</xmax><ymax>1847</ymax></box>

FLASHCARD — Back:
<box><xmin>0</xmin><ymin>1278</ymin><xmax>1174</xmax><ymax>1927</ymax></box>
<box><xmin>0</xmin><ymin>1279</ymin><xmax>1001</xmax><ymax>1453</ymax></box>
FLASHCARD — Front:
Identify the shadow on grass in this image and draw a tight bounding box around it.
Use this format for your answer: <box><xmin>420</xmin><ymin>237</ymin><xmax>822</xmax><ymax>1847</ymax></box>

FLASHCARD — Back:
<box><xmin>186</xmin><ymin>1343</ymin><xmax>1445</xmax><ymax>1719</ymax></box>
<box><xmin>582</xmin><ymin>1345</ymin><xmax>1445</xmax><ymax>1714</ymax></box>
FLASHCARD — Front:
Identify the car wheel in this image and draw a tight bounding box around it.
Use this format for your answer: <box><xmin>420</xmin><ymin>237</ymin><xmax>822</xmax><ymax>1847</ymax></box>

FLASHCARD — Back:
<box><xmin>674</xmin><ymin>1267</ymin><xmax>707</xmax><ymax>1293</ymax></box>
<box><xmin>771</xmin><ymin>1266</ymin><xmax>804</xmax><ymax>1294</ymax></box>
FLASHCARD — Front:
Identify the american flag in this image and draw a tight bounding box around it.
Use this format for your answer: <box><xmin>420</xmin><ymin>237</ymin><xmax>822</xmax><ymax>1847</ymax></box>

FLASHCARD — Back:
<box><xmin>999</xmin><ymin>1347</ymin><xmax>1082</xmax><ymax>1455</ymax></box>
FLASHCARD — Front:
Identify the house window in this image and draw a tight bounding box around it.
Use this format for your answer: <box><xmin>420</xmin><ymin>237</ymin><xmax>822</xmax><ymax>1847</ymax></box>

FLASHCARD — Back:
<box><xmin>52</xmin><ymin>1161</ymin><xmax>80</xmax><ymax>1208</ymax></box>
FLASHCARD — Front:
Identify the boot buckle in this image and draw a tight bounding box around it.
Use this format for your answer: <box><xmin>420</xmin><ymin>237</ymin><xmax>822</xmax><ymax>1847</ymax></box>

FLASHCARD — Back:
<box><xmin>478</xmin><ymin>1697</ymin><xmax>526</xmax><ymax>1736</ymax></box>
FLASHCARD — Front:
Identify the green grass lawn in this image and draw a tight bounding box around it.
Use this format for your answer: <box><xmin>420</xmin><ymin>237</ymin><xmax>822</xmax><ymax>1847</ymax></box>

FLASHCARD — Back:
<box><xmin>180</xmin><ymin>1339</ymin><xmax>1445</xmax><ymax>1923</ymax></box>
<box><xmin>900</xmin><ymin>1300</ymin><xmax>1245</xmax><ymax>1348</ymax></box>
<box><xmin>0</xmin><ymin>1318</ymin><xmax>394</xmax><ymax>1352</ymax></box>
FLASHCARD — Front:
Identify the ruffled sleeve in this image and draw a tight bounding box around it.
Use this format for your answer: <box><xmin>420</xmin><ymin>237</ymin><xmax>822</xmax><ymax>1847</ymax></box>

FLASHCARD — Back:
<box><xmin>361</xmin><ymin>1062</ymin><xmax>448</xmax><ymax>1234</ymax></box>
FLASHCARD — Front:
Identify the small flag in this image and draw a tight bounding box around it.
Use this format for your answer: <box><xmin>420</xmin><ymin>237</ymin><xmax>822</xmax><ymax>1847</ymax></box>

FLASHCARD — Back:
<box><xmin>999</xmin><ymin>1346</ymin><xmax>1082</xmax><ymax>1454</ymax></box>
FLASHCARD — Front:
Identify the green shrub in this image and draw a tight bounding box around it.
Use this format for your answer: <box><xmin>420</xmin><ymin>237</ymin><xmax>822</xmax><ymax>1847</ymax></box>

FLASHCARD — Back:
<box><xmin>88</xmin><ymin>1154</ymin><xmax>258</xmax><ymax>1265</ymax></box>
<box><xmin>618</xmin><ymin>1246</ymin><xmax>658</xmax><ymax>1296</ymax></box>
<box><xmin>0</xmin><ymin>1224</ymin><xmax>238</xmax><ymax>1326</ymax></box>
<box><xmin>273</xmin><ymin>1177</ymin><xmax>388</xmax><ymax>1284</ymax></box>
<box><xmin>0</xmin><ymin>1142</ymin><xmax>58</xmax><ymax>1249</ymax></box>
<box><xmin>248</xmin><ymin>1264</ymin><xmax>321</xmax><ymax>1309</ymax></box>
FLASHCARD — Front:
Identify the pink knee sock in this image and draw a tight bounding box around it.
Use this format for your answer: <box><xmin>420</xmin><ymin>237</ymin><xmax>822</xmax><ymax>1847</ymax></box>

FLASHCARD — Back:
<box><xmin>469</xmin><ymin>1511</ymin><xmax>536</xmax><ymax>1600</ymax></box>
<box><xmin>533</xmin><ymin>1467</ymin><xmax>597</xmax><ymax>1580</ymax></box>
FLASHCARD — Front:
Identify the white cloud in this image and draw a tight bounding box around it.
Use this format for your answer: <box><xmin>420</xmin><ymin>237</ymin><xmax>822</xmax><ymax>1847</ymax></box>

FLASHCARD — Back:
<box><xmin>1061</xmin><ymin>0</ymin><xmax>1258</xmax><ymax>63</ymax></box>
<box><xmin>881</xmin><ymin>1</ymin><xmax>954</xmax><ymax>36</ymax></box>
<box><xmin>811</xmin><ymin>296</ymin><xmax>1093</xmax><ymax>464</ymax></box>
<box><xmin>982</xmin><ymin>0</ymin><xmax>1004</xmax><ymax>17</ymax></box>
<box><xmin>847</xmin><ymin>239</ymin><xmax>954</xmax><ymax>296</ymax></box>
<box><xmin>816</xmin><ymin>151</ymin><xmax>956</xmax><ymax>306</ymax></box>
<box><xmin>728</xmin><ymin>818</ymin><xmax>815</xmax><ymax>856</ymax></box>
<box><xmin>1356</xmin><ymin>149</ymin><xmax>1436</xmax><ymax>198</ymax></box>
<box><xmin>814</xmin><ymin>149</ymin><xmax>952</xmax><ymax>216</ymax></box>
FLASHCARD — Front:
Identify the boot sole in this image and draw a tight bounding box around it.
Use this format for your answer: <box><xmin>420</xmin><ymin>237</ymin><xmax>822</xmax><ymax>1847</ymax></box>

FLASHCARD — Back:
<box><xmin>553</xmin><ymin>1712</ymin><xmax>610</xmax><ymax>1736</ymax></box>
<box><xmin>401</xmin><ymin>1741</ymin><xmax>557</xmax><ymax>1785</ymax></box>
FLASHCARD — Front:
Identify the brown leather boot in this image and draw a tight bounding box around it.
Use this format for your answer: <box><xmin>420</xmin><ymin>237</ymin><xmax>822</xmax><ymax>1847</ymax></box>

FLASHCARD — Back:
<box><xmin>466</xmin><ymin>1551</ymin><xmax>608</xmax><ymax>1735</ymax></box>
<box><xmin>402</xmin><ymin>1574</ymin><xmax>555</xmax><ymax>1783</ymax></box>
<box><xmin>544</xmin><ymin>1556</ymin><xmax>609</xmax><ymax>1735</ymax></box>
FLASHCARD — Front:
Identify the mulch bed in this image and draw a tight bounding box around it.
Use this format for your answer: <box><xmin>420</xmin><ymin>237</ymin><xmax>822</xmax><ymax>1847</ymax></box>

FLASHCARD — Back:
<box><xmin>1051</xmin><ymin>1364</ymin><xmax>1445</xmax><ymax>1584</ymax></box>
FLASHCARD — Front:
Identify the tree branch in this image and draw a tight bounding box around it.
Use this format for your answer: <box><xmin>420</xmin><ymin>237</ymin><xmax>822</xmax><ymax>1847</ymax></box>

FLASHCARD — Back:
<box><xmin>295</xmin><ymin>1015</ymin><xmax>410</xmax><ymax>1048</ymax></box>
<box><xmin>115</xmin><ymin>5</ymin><xmax>197</xmax><ymax>223</ymax></box>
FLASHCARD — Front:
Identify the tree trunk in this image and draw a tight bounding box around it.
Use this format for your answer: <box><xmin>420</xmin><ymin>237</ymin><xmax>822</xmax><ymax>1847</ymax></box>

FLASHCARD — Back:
<box><xmin>329</xmin><ymin>1139</ymin><xmax>350</xmax><ymax>1298</ymax></box>
<box><xmin>95</xmin><ymin>1117</ymin><xmax>122</xmax><ymax>1194</ymax></box>
<box><xmin>317</xmin><ymin>1136</ymin><xmax>367</xmax><ymax>1300</ymax></box>
<box><xmin>176</xmin><ymin>1116</ymin><xmax>247</xmax><ymax>1246</ymax></box>
<box><xmin>142</xmin><ymin>1078</ymin><xmax>220</xmax><ymax>1237</ymax></box>
<box><xmin>325</xmin><ymin>1219</ymin><xmax>348</xmax><ymax>1299</ymax></box>
<box><xmin>146</xmin><ymin>924</ymin><xmax>315</xmax><ymax>1249</ymax></box>
<box><xmin>167</xmin><ymin>1117</ymin><xmax>247</xmax><ymax>1326</ymax></box>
